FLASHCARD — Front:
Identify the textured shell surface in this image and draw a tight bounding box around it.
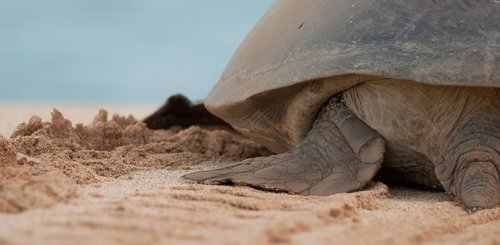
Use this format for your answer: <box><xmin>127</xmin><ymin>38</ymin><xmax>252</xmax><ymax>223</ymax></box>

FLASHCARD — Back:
<box><xmin>206</xmin><ymin>0</ymin><xmax>500</xmax><ymax>152</ymax></box>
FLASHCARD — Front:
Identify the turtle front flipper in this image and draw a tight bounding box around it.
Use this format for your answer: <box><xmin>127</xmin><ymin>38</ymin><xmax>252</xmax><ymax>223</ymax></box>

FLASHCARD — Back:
<box><xmin>183</xmin><ymin>96</ymin><xmax>385</xmax><ymax>195</ymax></box>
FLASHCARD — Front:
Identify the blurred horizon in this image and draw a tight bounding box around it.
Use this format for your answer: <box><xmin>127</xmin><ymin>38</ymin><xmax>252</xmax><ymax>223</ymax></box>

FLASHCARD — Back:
<box><xmin>0</xmin><ymin>1</ymin><xmax>274</xmax><ymax>104</ymax></box>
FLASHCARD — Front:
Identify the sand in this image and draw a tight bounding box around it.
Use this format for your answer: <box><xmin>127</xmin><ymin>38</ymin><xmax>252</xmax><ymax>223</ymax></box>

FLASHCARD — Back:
<box><xmin>0</xmin><ymin>102</ymin><xmax>154</xmax><ymax>138</ymax></box>
<box><xmin>0</xmin><ymin>106</ymin><xmax>498</xmax><ymax>245</ymax></box>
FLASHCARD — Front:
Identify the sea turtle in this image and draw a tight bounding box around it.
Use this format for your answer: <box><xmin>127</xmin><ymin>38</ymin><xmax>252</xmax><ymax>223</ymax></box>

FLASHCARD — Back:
<box><xmin>183</xmin><ymin>0</ymin><xmax>500</xmax><ymax>210</ymax></box>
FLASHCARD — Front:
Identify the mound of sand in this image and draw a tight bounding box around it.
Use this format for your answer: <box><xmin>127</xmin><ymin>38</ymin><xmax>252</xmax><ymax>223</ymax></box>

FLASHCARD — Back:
<box><xmin>0</xmin><ymin>109</ymin><xmax>269</xmax><ymax>213</ymax></box>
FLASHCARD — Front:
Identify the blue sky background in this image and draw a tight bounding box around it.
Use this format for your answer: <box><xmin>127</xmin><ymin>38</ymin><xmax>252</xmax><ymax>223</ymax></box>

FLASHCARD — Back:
<box><xmin>0</xmin><ymin>1</ymin><xmax>273</xmax><ymax>103</ymax></box>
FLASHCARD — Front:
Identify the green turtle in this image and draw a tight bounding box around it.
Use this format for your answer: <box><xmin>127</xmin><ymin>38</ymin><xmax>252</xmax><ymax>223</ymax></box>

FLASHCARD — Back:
<box><xmin>183</xmin><ymin>0</ymin><xmax>500</xmax><ymax>210</ymax></box>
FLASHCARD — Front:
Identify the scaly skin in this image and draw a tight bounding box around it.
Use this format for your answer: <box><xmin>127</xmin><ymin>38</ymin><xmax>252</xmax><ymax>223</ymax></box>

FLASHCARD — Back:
<box><xmin>183</xmin><ymin>97</ymin><xmax>385</xmax><ymax>195</ymax></box>
<box><xmin>435</xmin><ymin>95</ymin><xmax>500</xmax><ymax>210</ymax></box>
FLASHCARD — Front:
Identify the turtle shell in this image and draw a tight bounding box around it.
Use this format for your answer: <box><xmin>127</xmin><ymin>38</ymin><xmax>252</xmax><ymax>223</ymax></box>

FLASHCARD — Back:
<box><xmin>205</xmin><ymin>0</ymin><xmax>500</xmax><ymax>153</ymax></box>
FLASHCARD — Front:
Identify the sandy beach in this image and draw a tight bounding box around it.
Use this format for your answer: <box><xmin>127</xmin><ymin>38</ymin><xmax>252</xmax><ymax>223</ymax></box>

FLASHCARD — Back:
<box><xmin>0</xmin><ymin>105</ymin><xmax>498</xmax><ymax>245</ymax></box>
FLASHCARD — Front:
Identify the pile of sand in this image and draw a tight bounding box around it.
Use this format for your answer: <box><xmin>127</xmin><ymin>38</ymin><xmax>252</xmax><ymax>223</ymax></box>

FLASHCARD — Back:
<box><xmin>0</xmin><ymin>109</ymin><xmax>269</xmax><ymax>213</ymax></box>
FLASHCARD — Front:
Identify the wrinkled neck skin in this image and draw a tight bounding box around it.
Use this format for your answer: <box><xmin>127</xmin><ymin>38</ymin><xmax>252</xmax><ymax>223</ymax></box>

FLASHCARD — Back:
<box><xmin>342</xmin><ymin>79</ymin><xmax>499</xmax><ymax>206</ymax></box>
